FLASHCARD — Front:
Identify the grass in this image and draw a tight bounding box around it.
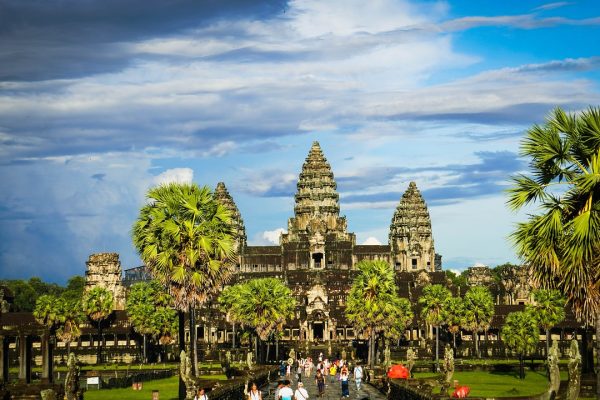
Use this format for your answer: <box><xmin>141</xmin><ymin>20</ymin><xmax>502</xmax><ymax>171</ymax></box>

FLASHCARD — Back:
<box><xmin>412</xmin><ymin>370</ymin><xmax>555</xmax><ymax>397</ymax></box>
<box><xmin>83</xmin><ymin>374</ymin><xmax>228</xmax><ymax>400</ymax></box>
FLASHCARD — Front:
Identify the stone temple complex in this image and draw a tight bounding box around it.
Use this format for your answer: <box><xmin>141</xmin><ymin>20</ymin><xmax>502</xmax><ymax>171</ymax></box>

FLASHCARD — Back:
<box><xmin>218</xmin><ymin>141</ymin><xmax>442</xmax><ymax>342</ymax></box>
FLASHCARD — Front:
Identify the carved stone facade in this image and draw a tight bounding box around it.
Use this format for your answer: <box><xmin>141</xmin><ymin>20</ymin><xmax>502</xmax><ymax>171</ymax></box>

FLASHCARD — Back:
<box><xmin>230</xmin><ymin>141</ymin><xmax>441</xmax><ymax>342</ymax></box>
<box><xmin>84</xmin><ymin>253</ymin><xmax>126</xmax><ymax>310</ymax></box>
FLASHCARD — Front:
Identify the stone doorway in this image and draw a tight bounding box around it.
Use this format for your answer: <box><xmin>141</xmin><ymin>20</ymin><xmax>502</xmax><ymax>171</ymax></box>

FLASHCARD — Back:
<box><xmin>313</xmin><ymin>322</ymin><xmax>324</xmax><ymax>340</ymax></box>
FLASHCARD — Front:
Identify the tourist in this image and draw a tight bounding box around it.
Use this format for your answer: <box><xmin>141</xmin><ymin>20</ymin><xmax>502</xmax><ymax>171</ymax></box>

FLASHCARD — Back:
<box><xmin>278</xmin><ymin>380</ymin><xmax>294</xmax><ymax>400</ymax></box>
<box><xmin>275</xmin><ymin>380</ymin><xmax>284</xmax><ymax>400</ymax></box>
<box><xmin>328</xmin><ymin>363</ymin><xmax>337</xmax><ymax>384</ymax></box>
<box><xmin>194</xmin><ymin>388</ymin><xmax>208</xmax><ymax>400</ymax></box>
<box><xmin>354</xmin><ymin>363</ymin><xmax>363</xmax><ymax>391</ymax></box>
<box><xmin>314</xmin><ymin>369</ymin><xmax>325</xmax><ymax>398</ymax></box>
<box><xmin>247</xmin><ymin>382</ymin><xmax>262</xmax><ymax>400</ymax></box>
<box><xmin>296</xmin><ymin>361</ymin><xmax>303</xmax><ymax>382</ymax></box>
<box><xmin>340</xmin><ymin>367</ymin><xmax>350</xmax><ymax>398</ymax></box>
<box><xmin>304</xmin><ymin>358</ymin><xmax>313</xmax><ymax>377</ymax></box>
<box><xmin>280</xmin><ymin>361</ymin><xmax>287</xmax><ymax>377</ymax></box>
<box><xmin>318</xmin><ymin>352</ymin><xmax>323</xmax><ymax>362</ymax></box>
<box><xmin>294</xmin><ymin>382</ymin><xmax>309</xmax><ymax>400</ymax></box>
<box><xmin>286</xmin><ymin>363</ymin><xmax>291</xmax><ymax>377</ymax></box>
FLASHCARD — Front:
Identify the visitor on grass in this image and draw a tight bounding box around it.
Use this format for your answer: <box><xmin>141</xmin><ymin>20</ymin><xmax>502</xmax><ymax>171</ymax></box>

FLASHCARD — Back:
<box><xmin>315</xmin><ymin>369</ymin><xmax>325</xmax><ymax>398</ymax></box>
<box><xmin>354</xmin><ymin>363</ymin><xmax>363</xmax><ymax>391</ymax></box>
<box><xmin>278</xmin><ymin>380</ymin><xmax>294</xmax><ymax>400</ymax></box>
<box><xmin>294</xmin><ymin>382</ymin><xmax>309</xmax><ymax>400</ymax></box>
<box><xmin>247</xmin><ymin>382</ymin><xmax>262</xmax><ymax>400</ymax></box>
<box><xmin>340</xmin><ymin>367</ymin><xmax>350</xmax><ymax>398</ymax></box>
<box><xmin>194</xmin><ymin>388</ymin><xmax>208</xmax><ymax>400</ymax></box>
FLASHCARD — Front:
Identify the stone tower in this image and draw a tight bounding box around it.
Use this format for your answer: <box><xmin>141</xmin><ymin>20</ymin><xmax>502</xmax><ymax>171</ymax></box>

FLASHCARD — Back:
<box><xmin>281</xmin><ymin>141</ymin><xmax>354</xmax><ymax>269</ymax></box>
<box><xmin>84</xmin><ymin>253</ymin><xmax>126</xmax><ymax>310</ymax></box>
<box><xmin>214</xmin><ymin>181</ymin><xmax>247</xmax><ymax>256</ymax></box>
<box><xmin>389</xmin><ymin>182</ymin><xmax>435</xmax><ymax>272</ymax></box>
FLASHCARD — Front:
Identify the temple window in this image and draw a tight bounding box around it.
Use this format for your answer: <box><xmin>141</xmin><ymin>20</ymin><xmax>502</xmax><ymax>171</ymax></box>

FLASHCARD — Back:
<box><xmin>412</xmin><ymin>259</ymin><xmax>417</xmax><ymax>269</ymax></box>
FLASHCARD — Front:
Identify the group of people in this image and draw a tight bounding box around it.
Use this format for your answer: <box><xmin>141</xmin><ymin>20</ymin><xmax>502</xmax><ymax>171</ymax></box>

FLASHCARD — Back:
<box><xmin>276</xmin><ymin>353</ymin><xmax>366</xmax><ymax>399</ymax></box>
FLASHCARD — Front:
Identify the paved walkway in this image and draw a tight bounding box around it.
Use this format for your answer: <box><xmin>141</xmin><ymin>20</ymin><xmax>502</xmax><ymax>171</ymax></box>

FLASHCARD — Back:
<box><xmin>266</xmin><ymin>371</ymin><xmax>386</xmax><ymax>400</ymax></box>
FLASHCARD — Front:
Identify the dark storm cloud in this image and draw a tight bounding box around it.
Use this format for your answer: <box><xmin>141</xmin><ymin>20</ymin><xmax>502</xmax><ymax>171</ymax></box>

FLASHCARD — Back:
<box><xmin>0</xmin><ymin>0</ymin><xmax>288</xmax><ymax>81</ymax></box>
<box><xmin>340</xmin><ymin>151</ymin><xmax>524</xmax><ymax>205</ymax></box>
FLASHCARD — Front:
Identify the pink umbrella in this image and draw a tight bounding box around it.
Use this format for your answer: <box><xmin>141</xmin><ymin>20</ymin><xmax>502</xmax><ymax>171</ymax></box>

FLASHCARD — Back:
<box><xmin>452</xmin><ymin>385</ymin><xmax>470</xmax><ymax>398</ymax></box>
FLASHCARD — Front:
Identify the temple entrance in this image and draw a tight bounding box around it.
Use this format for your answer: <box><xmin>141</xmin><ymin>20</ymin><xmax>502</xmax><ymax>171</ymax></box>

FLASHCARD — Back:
<box><xmin>313</xmin><ymin>322</ymin><xmax>324</xmax><ymax>340</ymax></box>
<box><xmin>312</xmin><ymin>252</ymin><xmax>323</xmax><ymax>269</ymax></box>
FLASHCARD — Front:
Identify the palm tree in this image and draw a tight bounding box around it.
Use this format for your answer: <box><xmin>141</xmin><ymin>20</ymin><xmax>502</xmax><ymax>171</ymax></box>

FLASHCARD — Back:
<box><xmin>383</xmin><ymin>296</ymin><xmax>414</xmax><ymax>351</ymax></box>
<box><xmin>526</xmin><ymin>289</ymin><xmax>566</xmax><ymax>358</ymax></box>
<box><xmin>132</xmin><ymin>183</ymin><xmax>235</xmax><ymax>385</ymax></box>
<box><xmin>507</xmin><ymin>107</ymin><xmax>600</xmax><ymax>395</ymax></box>
<box><xmin>346</xmin><ymin>260</ymin><xmax>403</xmax><ymax>368</ymax></box>
<box><xmin>218</xmin><ymin>284</ymin><xmax>245</xmax><ymax>349</ymax></box>
<box><xmin>55</xmin><ymin>298</ymin><xmax>83</xmax><ymax>353</ymax></box>
<box><xmin>222</xmin><ymin>278</ymin><xmax>295</xmax><ymax>363</ymax></box>
<box><xmin>82</xmin><ymin>287</ymin><xmax>114</xmax><ymax>364</ymax></box>
<box><xmin>442</xmin><ymin>296</ymin><xmax>465</xmax><ymax>349</ymax></box>
<box><xmin>34</xmin><ymin>295</ymin><xmax>62</xmax><ymax>382</ymax></box>
<box><xmin>419</xmin><ymin>284</ymin><xmax>451</xmax><ymax>371</ymax></box>
<box><xmin>463</xmin><ymin>286</ymin><xmax>494</xmax><ymax>358</ymax></box>
<box><xmin>501</xmin><ymin>311</ymin><xmax>539</xmax><ymax>379</ymax></box>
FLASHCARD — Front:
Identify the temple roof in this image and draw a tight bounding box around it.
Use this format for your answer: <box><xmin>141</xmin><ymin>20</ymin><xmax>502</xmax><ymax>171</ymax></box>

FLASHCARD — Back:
<box><xmin>389</xmin><ymin>181</ymin><xmax>432</xmax><ymax>240</ymax></box>
<box><xmin>214</xmin><ymin>182</ymin><xmax>247</xmax><ymax>249</ymax></box>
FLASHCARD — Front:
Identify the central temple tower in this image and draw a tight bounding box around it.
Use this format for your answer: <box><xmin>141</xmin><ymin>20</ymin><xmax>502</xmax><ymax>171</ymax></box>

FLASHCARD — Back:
<box><xmin>281</xmin><ymin>141</ymin><xmax>355</xmax><ymax>270</ymax></box>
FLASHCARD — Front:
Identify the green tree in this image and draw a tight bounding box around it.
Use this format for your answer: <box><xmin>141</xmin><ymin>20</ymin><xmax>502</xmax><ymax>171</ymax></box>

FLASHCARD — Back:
<box><xmin>82</xmin><ymin>287</ymin><xmax>114</xmax><ymax>364</ymax></box>
<box><xmin>218</xmin><ymin>284</ymin><xmax>245</xmax><ymax>349</ymax></box>
<box><xmin>507</xmin><ymin>107</ymin><xmax>600</xmax><ymax>395</ymax></box>
<box><xmin>526</xmin><ymin>289</ymin><xmax>566</xmax><ymax>358</ymax></box>
<box><xmin>62</xmin><ymin>276</ymin><xmax>85</xmax><ymax>302</ymax></box>
<box><xmin>127</xmin><ymin>281</ymin><xmax>177</xmax><ymax>362</ymax></box>
<box><xmin>383</xmin><ymin>296</ymin><xmax>414</xmax><ymax>348</ymax></box>
<box><xmin>501</xmin><ymin>311</ymin><xmax>539</xmax><ymax>379</ymax></box>
<box><xmin>55</xmin><ymin>298</ymin><xmax>84</xmax><ymax>352</ymax></box>
<box><xmin>33</xmin><ymin>295</ymin><xmax>62</xmax><ymax>329</ymax></box>
<box><xmin>346</xmin><ymin>260</ymin><xmax>410</xmax><ymax>368</ymax></box>
<box><xmin>221</xmin><ymin>278</ymin><xmax>295</xmax><ymax>363</ymax></box>
<box><xmin>463</xmin><ymin>286</ymin><xmax>494</xmax><ymax>358</ymax></box>
<box><xmin>132</xmin><ymin>182</ymin><xmax>235</xmax><ymax>387</ymax></box>
<box><xmin>442</xmin><ymin>296</ymin><xmax>465</xmax><ymax>349</ymax></box>
<box><xmin>419</xmin><ymin>284</ymin><xmax>451</xmax><ymax>370</ymax></box>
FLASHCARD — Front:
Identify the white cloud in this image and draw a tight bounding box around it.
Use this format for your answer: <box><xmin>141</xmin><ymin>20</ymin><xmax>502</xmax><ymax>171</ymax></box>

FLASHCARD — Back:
<box><xmin>361</xmin><ymin>236</ymin><xmax>382</xmax><ymax>245</ymax></box>
<box><xmin>153</xmin><ymin>168</ymin><xmax>194</xmax><ymax>185</ymax></box>
<box><xmin>262</xmin><ymin>228</ymin><xmax>287</xmax><ymax>245</ymax></box>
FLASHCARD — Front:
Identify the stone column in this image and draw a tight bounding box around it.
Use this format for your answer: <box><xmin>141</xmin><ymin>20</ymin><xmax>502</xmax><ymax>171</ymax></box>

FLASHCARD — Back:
<box><xmin>41</xmin><ymin>332</ymin><xmax>54</xmax><ymax>383</ymax></box>
<box><xmin>0</xmin><ymin>335</ymin><xmax>7</xmax><ymax>383</ymax></box>
<box><xmin>18</xmin><ymin>334</ymin><xmax>32</xmax><ymax>383</ymax></box>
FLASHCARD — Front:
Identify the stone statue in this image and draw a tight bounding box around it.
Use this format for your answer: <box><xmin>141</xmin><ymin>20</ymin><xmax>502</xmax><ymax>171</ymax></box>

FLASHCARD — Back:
<box><xmin>442</xmin><ymin>345</ymin><xmax>454</xmax><ymax>385</ymax></box>
<box><xmin>383</xmin><ymin>345</ymin><xmax>391</xmax><ymax>369</ymax></box>
<box><xmin>289</xmin><ymin>348</ymin><xmax>296</xmax><ymax>361</ymax></box>
<box><xmin>64</xmin><ymin>353</ymin><xmax>80</xmax><ymax>400</ymax></box>
<box><xmin>180</xmin><ymin>350</ymin><xmax>198</xmax><ymax>400</ymax></box>
<box><xmin>547</xmin><ymin>340</ymin><xmax>560</xmax><ymax>396</ymax></box>
<box><xmin>40</xmin><ymin>389</ymin><xmax>57</xmax><ymax>400</ymax></box>
<box><xmin>246</xmin><ymin>351</ymin><xmax>254</xmax><ymax>369</ymax></box>
<box><xmin>406</xmin><ymin>347</ymin><xmax>416</xmax><ymax>376</ymax></box>
<box><xmin>566</xmin><ymin>339</ymin><xmax>581</xmax><ymax>400</ymax></box>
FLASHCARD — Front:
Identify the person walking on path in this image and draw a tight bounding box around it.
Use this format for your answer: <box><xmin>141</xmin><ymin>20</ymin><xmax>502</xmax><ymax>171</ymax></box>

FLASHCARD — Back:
<box><xmin>279</xmin><ymin>380</ymin><xmax>294</xmax><ymax>400</ymax></box>
<box><xmin>315</xmin><ymin>369</ymin><xmax>325</xmax><ymax>398</ymax></box>
<box><xmin>340</xmin><ymin>367</ymin><xmax>350</xmax><ymax>398</ymax></box>
<box><xmin>294</xmin><ymin>382</ymin><xmax>309</xmax><ymax>400</ymax></box>
<box><xmin>247</xmin><ymin>382</ymin><xmax>262</xmax><ymax>400</ymax></box>
<box><xmin>296</xmin><ymin>362</ymin><xmax>303</xmax><ymax>383</ymax></box>
<box><xmin>353</xmin><ymin>364</ymin><xmax>363</xmax><ymax>391</ymax></box>
<box><xmin>329</xmin><ymin>363</ymin><xmax>337</xmax><ymax>384</ymax></box>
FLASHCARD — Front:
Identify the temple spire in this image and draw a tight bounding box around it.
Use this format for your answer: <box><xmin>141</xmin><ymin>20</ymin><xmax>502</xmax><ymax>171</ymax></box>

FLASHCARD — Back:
<box><xmin>214</xmin><ymin>182</ymin><xmax>247</xmax><ymax>254</ymax></box>
<box><xmin>389</xmin><ymin>181</ymin><xmax>435</xmax><ymax>272</ymax></box>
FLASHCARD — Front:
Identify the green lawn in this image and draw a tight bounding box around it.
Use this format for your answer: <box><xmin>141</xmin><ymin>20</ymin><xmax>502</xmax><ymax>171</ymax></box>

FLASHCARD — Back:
<box><xmin>83</xmin><ymin>375</ymin><xmax>228</xmax><ymax>400</ymax></box>
<box><xmin>412</xmin><ymin>370</ymin><xmax>553</xmax><ymax>397</ymax></box>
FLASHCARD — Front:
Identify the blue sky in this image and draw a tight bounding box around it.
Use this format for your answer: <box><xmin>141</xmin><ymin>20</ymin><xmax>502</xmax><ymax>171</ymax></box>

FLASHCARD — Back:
<box><xmin>1</xmin><ymin>0</ymin><xmax>600</xmax><ymax>282</ymax></box>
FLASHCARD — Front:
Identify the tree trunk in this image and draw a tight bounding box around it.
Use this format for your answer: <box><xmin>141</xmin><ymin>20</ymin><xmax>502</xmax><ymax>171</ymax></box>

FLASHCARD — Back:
<box><xmin>367</xmin><ymin>334</ymin><xmax>373</xmax><ymax>368</ymax></box>
<box><xmin>254</xmin><ymin>335</ymin><xmax>259</xmax><ymax>364</ymax></box>
<box><xmin>519</xmin><ymin>354</ymin><xmax>524</xmax><ymax>379</ymax></box>
<box><xmin>435</xmin><ymin>326</ymin><xmax>440</xmax><ymax>371</ymax></box>
<box><xmin>232</xmin><ymin>323</ymin><xmax>236</xmax><ymax>349</ymax></box>
<box><xmin>143</xmin><ymin>334</ymin><xmax>147</xmax><ymax>363</ymax></box>
<box><xmin>188</xmin><ymin>306</ymin><xmax>197</xmax><ymax>376</ymax></box>
<box><xmin>266</xmin><ymin>341</ymin><xmax>271</xmax><ymax>363</ymax></box>
<box><xmin>97</xmin><ymin>324</ymin><xmax>102</xmax><ymax>365</ymax></box>
<box><xmin>474</xmin><ymin>330</ymin><xmax>480</xmax><ymax>358</ymax></box>
<box><xmin>452</xmin><ymin>332</ymin><xmax>456</xmax><ymax>349</ymax></box>
<box><xmin>178</xmin><ymin>311</ymin><xmax>185</xmax><ymax>400</ymax></box>
<box><xmin>275</xmin><ymin>337</ymin><xmax>279</xmax><ymax>362</ymax></box>
<box><xmin>596</xmin><ymin>314</ymin><xmax>600</xmax><ymax>400</ymax></box>
<box><xmin>546</xmin><ymin>328</ymin><xmax>550</xmax><ymax>360</ymax></box>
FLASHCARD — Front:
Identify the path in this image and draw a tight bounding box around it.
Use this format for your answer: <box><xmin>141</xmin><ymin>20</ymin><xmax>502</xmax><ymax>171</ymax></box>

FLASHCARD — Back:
<box><xmin>265</xmin><ymin>370</ymin><xmax>386</xmax><ymax>400</ymax></box>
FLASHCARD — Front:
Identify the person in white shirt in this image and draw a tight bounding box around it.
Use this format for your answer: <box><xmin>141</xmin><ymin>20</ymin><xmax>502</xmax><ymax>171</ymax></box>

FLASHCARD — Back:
<box><xmin>247</xmin><ymin>382</ymin><xmax>262</xmax><ymax>400</ymax></box>
<box><xmin>354</xmin><ymin>364</ymin><xmax>363</xmax><ymax>391</ymax></box>
<box><xmin>294</xmin><ymin>382</ymin><xmax>309</xmax><ymax>400</ymax></box>
<box><xmin>194</xmin><ymin>388</ymin><xmax>208</xmax><ymax>400</ymax></box>
<box><xmin>278</xmin><ymin>380</ymin><xmax>294</xmax><ymax>400</ymax></box>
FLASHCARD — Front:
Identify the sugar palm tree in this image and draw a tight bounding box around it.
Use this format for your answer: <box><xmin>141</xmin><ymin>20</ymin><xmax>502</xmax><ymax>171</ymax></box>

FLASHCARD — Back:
<box><xmin>419</xmin><ymin>284</ymin><xmax>451</xmax><ymax>371</ymax></box>
<box><xmin>346</xmin><ymin>260</ymin><xmax>400</xmax><ymax>368</ymax></box>
<box><xmin>132</xmin><ymin>182</ymin><xmax>235</xmax><ymax>386</ymax></box>
<box><xmin>501</xmin><ymin>311</ymin><xmax>539</xmax><ymax>379</ymax></box>
<box><xmin>223</xmin><ymin>278</ymin><xmax>295</xmax><ymax>363</ymax></box>
<box><xmin>442</xmin><ymin>296</ymin><xmax>465</xmax><ymax>349</ymax></box>
<box><xmin>463</xmin><ymin>286</ymin><xmax>494</xmax><ymax>358</ymax></box>
<box><xmin>526</xmin><ymin>289</ymin><xmax>566</xmax><ymax>358</ymax></box>
<box><xmin>55</xmin><ymin>298</ymin><xmax>84</xmax><ymax>353</ymax></box>
<box><xmin>218</xmin><ymin>284</ymin><xmax>245</xmax><ymax>349</ymax></box>
<box><xmin>82</xmin><ymin>287</ymin><xmax>114</xmax><ymax>364</ymax></box>
<box><xmin>507</xmin><ymin>107</ymin><xmax>600</xmax><ymax>396</ymax></box>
